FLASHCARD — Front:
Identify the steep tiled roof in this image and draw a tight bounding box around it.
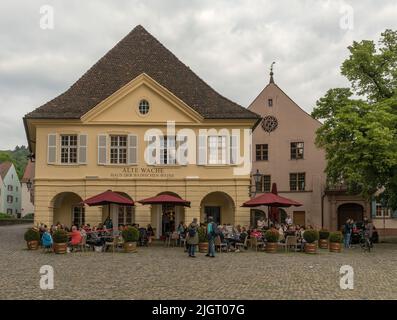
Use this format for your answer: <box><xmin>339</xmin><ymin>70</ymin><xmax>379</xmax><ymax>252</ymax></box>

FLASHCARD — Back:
<box><xmin>21</xmin><ymin>160</ymin><xmax>35</xmax><ymax>183</ymax></box>
<box><xmin>0</xmin><ymin>162</ymin><xmax>12</xmax><ymax>180</ymax></box>
<box><xmin>25</xmin><ymin>25</ymin><xmax>259</xmax><ymax>120</ymax></box>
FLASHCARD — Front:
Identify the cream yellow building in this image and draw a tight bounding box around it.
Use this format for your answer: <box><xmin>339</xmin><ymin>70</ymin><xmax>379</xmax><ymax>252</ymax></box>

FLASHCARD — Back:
<box><xmin>24</xmin><ymin>26</ymin><xmax>260</xmax><ymax>237</ymax></box>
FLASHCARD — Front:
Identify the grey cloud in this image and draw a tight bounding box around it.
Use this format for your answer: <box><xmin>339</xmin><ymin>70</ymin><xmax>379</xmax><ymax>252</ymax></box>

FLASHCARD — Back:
<box><xmin>0</xmin><ymin>0</ymin><xmax>396</xmax><ymax>149</ymax></box>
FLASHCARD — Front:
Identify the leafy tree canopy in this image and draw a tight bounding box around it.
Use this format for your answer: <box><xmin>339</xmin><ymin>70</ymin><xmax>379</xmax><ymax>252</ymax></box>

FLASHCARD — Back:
<box><xmin>0</xmin><ymin>145</ymin><xmax>29</xmax><ymax>179</ymax></box>
<box><xmin>312</xmin><ymin>29</ymin><xmax>397</xmax><ymax>208</ymax></box>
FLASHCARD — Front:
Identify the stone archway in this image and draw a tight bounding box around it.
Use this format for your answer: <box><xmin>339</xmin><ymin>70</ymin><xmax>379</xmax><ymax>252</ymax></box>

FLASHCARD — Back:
<box><xmin>337</xmin><ymin>203</ymin><xmax>364</xmax><ymax>231</ymax></box>
<box><xmin>51</xmin><ymin>192</ymin><xmax>84</xmax><ymax>227</ymax></box>
<box><xmin>200</xmin><ymin>192</ymin><xmax>235</xmax><ymax>225</ymax></box>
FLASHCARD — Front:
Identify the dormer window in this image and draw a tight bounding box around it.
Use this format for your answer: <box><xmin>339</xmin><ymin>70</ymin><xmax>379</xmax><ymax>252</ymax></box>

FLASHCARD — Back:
<box><xmin>268</xmin><ymin>98</ymin><xmax>273</xmax><ymax>107</ymax></box>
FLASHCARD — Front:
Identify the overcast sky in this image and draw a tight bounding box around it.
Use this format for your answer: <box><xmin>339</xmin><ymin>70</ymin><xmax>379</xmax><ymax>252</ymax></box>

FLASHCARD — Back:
<box><xmin>1</xmin><ymin>0</ymin><xmax>396</xmax><ymax>150</ymax></box>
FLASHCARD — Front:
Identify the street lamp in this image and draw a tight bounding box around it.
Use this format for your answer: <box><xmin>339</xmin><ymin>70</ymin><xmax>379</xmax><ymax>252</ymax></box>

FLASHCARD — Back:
<box><xmin>249</xmin><ymin>169</ymin><xmax>263</xmax><ymax>197</ymax></box>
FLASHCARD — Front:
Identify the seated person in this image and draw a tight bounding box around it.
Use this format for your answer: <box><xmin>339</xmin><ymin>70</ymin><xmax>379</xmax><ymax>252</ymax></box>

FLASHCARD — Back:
<box><xmin>80</xmin><ymin>227</ymin><xmax>87</xmax><ymax>237</ymax></box>
<box><xmin>69</xmin><ymin>226</ymin><xmax>82</xmax><ymax>246</ymax></box>
<box><xmin>41</xmin><ymin>229</ymin><xmax>53</xmax><ymax>248</ymax></box>
<box><xmin>250</xmin><ymin>229</ymin><xmax>262</xmax><ymax>239</ymax></box>
<box><xmin>240</xmin><ymin>227</ymin><xmax>248</xmax><ymax>241</ymax></box>
<box><xmin>86</xmin><ymin>231</ymin><xmax>105</xmax><ymax>248</ymax></box>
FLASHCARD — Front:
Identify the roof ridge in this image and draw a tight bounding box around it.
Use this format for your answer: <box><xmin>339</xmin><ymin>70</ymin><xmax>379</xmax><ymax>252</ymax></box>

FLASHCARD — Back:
<box><xmin>25</xmin><ymin>25</ymin><xmax>259</xmax><ymax>120</ymax></box>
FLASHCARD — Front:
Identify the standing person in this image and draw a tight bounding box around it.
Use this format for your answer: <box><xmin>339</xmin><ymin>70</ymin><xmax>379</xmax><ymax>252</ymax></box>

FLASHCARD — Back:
<box><xmin>343</xmin><ymin>219</ymin><xmax>352</xmax><ymax>248</ymax></box>
<box><xmin>186</xmin><ymin>218</ymin><xmax>199</xmax><ymax>257</ymax></box>
<box><xmin>147</xmin><ymin>224</ymin><xmax>154</xmax><ymax>244</ymax></box>
<box><xmin>256</xmin><ymin>217</ymin><xmax>265</xmax><ymax>230</ymax></box>
<box><xmin>363</xmin><ymin>218</ymin><xmax>374</xmax><ymax>248</ymax></box>
<box><xmin>206</xmin><ymin>216</ymin><xmax>217</xmax><ymax>258</ymax></box>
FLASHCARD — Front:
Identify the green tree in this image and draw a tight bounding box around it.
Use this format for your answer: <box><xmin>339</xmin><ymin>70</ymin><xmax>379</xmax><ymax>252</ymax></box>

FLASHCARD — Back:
<box><xmin>312</xmin><ymin>29</ymin><xmax>397</xmax><ymax>208</ymax></box>
<box><xmin>0</xmin><ymin>146</ymin><xmax>30</xmax><ymax>179</ymax></box>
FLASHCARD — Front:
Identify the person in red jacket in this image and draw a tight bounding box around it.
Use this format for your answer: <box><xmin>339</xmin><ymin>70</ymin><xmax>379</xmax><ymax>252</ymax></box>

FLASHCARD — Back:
<box><xmin>69</xmin><ymin>226</ymin><xmax>82</xmax><ymax>246</ymax></box>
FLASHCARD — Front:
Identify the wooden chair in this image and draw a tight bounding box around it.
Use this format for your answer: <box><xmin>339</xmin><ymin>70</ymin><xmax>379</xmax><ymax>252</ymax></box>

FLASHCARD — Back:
<box><xmin>251</xmin><ymin>236</ymin><xmax>264</xmax><ymax>251</ymax></box>
<box><xmin>71</xmin><ymin>236</ymin><xmax>87</xmax><ymax>252</ymax></box>
<box><xmin>170</xmin><ymin>232</ymin><xmax>180</xmax><ymax>247</ymax></box>
<box><xmin>164</xmin><ymin>233</ymin><xmax>171</xmax><ymax>247</ymax></box>
<box><xmin>105</xmin><ymin>236</ymin><xmax>119</xmax><ymax>253</ymax></box>
<box><xmin>285</xmin><ymin>236</ymin><xmax>298</xmax><ymax>253</ymax></box>
<box><xmin>179</xmin><ymin>235</ymin><xmax>187</xmax><ymax>248</ymax></box>
<box><xmin>42</xmin><ymin>244</ymin><xmax>53</xmax><ymax>253</ymax></box>
<box><xmin>215</xmin><ymin>236</ymin><xmax>228</xmax><ymax>253</ymax></box>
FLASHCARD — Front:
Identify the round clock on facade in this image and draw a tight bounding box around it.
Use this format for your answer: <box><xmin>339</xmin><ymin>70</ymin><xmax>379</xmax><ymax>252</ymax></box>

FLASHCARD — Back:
<box><xmin>261</xmin><ymin>115</ymin><xmax>278</xmax><ymax>133</ymax></box>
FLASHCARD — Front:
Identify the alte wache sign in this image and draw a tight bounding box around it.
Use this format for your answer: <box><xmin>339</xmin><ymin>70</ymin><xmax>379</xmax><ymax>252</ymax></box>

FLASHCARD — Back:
<box><xmin>111</xmin><ymin>167</ymin><xmax>175</xmax><ymax>178</ymax></box>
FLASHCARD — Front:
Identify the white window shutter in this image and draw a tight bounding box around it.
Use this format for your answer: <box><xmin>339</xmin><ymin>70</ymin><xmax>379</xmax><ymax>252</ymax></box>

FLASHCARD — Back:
<box><xmin>197</xmin><ymin>134</ymin><xmax>207</xmax><ymax>165</ymax></box>
<box><xmin>168</xmin><ymin>136</ymin><xmax>176</xmax><ymax>165</ymax></box>
<box><xmin>98</xmin><ymin>134</ymin><xmax>107</xmax><ymax>165</ymax></box>
<box><xmin>128</xmin><ymin>135</ymin><xmax>138</xmax><ymax>165</ymax></box>
<box><xmin>230</xmin><ymin>135</ymin><xmax>239</xmax><ymax>165</ymax></box>
<box><xmin>177</xmin><ymin>135</ymin><xmax>188</xmax><ymax>165</ymax></box>
<box><xmin>147</xmin><ymin>135</ymin><xmax>157</xmax><ymax>165</ymax></box>
<box><xmin>78</xmin><ymin>134</ymin><xmax>88</xmax><ymax>164</ymax></box>
<box><xmin>47</xmin><ymin>134</ymin><xmax>57</xmax><ymax>164</ymax></box>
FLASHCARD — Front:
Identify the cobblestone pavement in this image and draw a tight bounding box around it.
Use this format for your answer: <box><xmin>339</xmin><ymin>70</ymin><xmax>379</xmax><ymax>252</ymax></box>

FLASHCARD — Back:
<box><xmin>1</xmin><ymin>224</ymin><xmax>396</xmax><ymax>300</ymax></box>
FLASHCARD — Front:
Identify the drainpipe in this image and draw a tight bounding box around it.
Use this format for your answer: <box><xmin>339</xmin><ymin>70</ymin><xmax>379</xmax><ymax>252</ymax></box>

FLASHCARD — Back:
<box><xmin>321</xmin><ymin>191</ymin><xmax>326</xmax><ymax>229</ymax></box>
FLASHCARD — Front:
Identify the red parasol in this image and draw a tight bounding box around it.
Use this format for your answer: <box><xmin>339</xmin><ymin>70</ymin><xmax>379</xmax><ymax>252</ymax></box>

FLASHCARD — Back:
<box><xmin>138</xmin><ymin>194</ymin><xmax>190</xmax><ymax>207</ymax></box>
<box><xmin>242</xmin><ymin>183</ymin><xmax>301</xmax><ymax>227</ymax></box>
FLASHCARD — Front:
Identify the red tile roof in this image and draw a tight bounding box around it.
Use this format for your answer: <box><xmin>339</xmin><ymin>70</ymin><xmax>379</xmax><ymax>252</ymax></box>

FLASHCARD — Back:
<box><xmin>0</xmin><ymin>162</ymin><xmax>12</xmax><ymax>180</ymax></box>
<box><xmin>21</xmin><ymin>160</ymin><xmax>35</xmax><ymax>183</ymax></box>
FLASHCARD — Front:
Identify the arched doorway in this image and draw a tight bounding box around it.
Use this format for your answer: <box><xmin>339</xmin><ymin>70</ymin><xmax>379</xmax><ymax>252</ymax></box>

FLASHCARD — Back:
<box><xmin>200</xmin><ymin>192</ymin><xmax>235</xmax><ymax>225</ymax></box>
<box><xmin>338</xmin><ymin>203</ymin><xmax>364</xmax><ymax>231</ymax></box>
<box><xmin>51</xmin><ymin>192</ymin><xmax>84</xmax><ymax>227</ymax></box>
<box><xmin>250</xmin><ymin>209</ymin><xmax>266</xmax><ymax>228</ymax></box>
<box><xmin>150</xmin><ymin>192</ymin><xmax>185</xmax><ymax>239</ymax></box>
<box><xmin>100</xmin><ymin>192</ymin><xmax>135</xmax><ymax>227</ymax></box>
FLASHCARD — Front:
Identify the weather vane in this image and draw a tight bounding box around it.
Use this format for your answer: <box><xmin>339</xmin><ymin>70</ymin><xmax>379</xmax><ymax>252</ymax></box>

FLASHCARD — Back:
<box><xmin>269</xmin><ymin>61</ymin><xmax>276</xmax><ymax>83</ymax></box>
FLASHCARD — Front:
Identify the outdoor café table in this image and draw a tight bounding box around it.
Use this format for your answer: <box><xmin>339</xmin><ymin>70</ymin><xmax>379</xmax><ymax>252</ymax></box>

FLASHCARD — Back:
<box><xmin>225</xmin><ymin>235</ymin><xmax>240</xmax><ymax>250</ymax></box>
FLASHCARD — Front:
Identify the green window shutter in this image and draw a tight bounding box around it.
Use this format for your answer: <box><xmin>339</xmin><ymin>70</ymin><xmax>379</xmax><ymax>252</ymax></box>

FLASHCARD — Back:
<box><xmin>371</xmin><ymin>199</ymin><xmax>377</xmax><ymax>218</ymax></box>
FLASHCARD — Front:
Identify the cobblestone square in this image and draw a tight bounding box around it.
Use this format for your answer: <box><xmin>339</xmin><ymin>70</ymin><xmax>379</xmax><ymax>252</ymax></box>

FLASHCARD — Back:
<box><xmin>1</xmin><ymin>225</ymin><xmax>396</xmax><ymax>300</ymax></box>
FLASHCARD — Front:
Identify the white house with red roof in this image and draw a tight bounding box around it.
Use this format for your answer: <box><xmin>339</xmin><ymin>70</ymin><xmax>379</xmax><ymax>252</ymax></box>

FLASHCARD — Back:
<box><xmin>0</xmin><ymin>162</ymin><xmax>21</xmax><ymax>216</ymax></box>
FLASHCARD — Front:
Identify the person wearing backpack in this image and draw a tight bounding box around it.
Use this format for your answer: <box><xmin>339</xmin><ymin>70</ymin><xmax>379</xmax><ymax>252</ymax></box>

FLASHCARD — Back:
<box><xmin>186</xmin><ymin>218</ymin><xmax>199</xmax><ymax>257</ymax></box>
<box><xmin>206</xmin><ymin>216</ymin><xmax>218</xmax><ymax>258</ymax></box>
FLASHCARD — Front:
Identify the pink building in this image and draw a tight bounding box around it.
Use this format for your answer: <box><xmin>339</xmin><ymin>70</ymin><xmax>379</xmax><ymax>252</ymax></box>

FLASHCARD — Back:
<box><xmin>249</xmin><ymin>71</ymin><xmax>370</xmax><ymax>231</ymax></box>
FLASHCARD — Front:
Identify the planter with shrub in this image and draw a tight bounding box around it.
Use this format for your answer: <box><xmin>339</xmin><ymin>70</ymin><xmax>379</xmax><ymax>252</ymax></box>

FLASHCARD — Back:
<box><xmin>264</xmin><ymin>228</ymin><xmax>279</xmax><ymax>253</ymax></box>
<box><xmin>24</xmin><ymin>228</ymin><xmax>40</xmax><ymax>250</ymax></box>
<box><xmin>329</xmin><ymin>231</ymin><xmax>343</xmax><ymax>253</ymax></box>
<box><xmin>319</xmin><ymin>229</ymin><xmax>330</xmax><ymax>249</ymax></box>
<box><xmin>303</xmin><ymin>230</ymin><xmax>319</xmax><ymax>254</ymax></box>
<box><xmin>198</xmin><ymin>226</ymin><xmax>208</xmax><ymax>253</ymax></box>
<box><xmin>122</xmin><ymin>226</ymin><xmax>139</xmax><ymax>252</ymax></box>
<box><xmin>52</xmin><ymin>229</ymin><xmax>69</xmax><ymax>254</ymax></box>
